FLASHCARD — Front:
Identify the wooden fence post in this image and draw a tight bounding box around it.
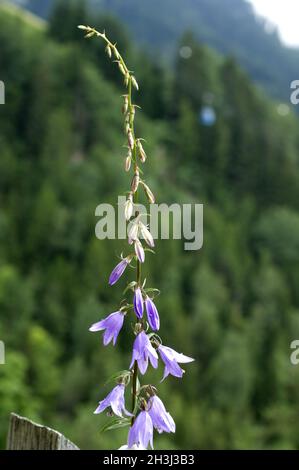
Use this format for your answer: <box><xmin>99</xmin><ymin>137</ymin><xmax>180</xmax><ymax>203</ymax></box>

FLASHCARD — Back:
<box><xmin>7</xmin><ymin>413</ymin><xmax>79</xmax><ymax>450</ymax></box>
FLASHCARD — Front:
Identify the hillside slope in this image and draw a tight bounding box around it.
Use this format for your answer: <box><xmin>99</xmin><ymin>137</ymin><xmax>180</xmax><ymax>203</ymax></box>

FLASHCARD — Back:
<box><xmin>14</xmin><ymin>0</ymin><xmax>299</xmax><ymax>103</ymax></box>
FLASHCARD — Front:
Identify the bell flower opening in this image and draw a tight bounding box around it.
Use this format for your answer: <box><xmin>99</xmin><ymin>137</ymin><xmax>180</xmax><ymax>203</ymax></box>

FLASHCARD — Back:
<box><xmin>130</xmin><ymin>331</ymin><xmax>158</xmax><ymax>375</ymax></box>
<box><xmin>89</xmin><ymin>311</ymin><xmax>125</xmax><ymax>346</ymax></box>
<box><xmin>127</xmin><ymin>411</ymin><xmax>154</xmax><ymax>450</ymax></box>
<box><xmin>158</xmin><ymin>344</ymin><xmax>194</xmax><ymax>380</ymax></box>
<box><xmin>148</xmin><ymin>395</ymin><xmax>175</xmax><ymax>434</ymax></box>
<box><xmin>94</xmin><ymin>384</ymin><xmax>132</xmax><ymax>417</ymax></box>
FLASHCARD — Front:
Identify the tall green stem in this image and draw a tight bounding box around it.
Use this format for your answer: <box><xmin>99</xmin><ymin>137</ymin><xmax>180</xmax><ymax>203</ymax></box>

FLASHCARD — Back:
<box><xmin>128</xmin><ymin>74</ymin><xmax>140</xmax><ymax>423</ymax></box>
<box><xmin>80</xmin><ymin>24</ymin><xmax>143</xmax><ymax>426</ymax></box>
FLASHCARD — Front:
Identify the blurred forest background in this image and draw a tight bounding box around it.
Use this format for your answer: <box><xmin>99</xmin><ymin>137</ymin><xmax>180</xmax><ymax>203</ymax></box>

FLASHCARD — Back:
<box><xmin>1</xmin><ymin>0</ymin><xmax>299</xmax><ymax>450</ymax></box>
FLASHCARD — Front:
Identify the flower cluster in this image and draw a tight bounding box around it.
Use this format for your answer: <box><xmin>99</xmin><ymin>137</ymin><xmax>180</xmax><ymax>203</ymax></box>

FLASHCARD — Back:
<box><xmin>79</xmin><ymin>25</ymin><xmax>194</xmax><ymax>449</ymax></box>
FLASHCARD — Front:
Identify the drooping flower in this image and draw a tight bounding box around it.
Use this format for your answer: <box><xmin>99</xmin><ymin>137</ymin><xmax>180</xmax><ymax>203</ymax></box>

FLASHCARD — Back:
<box><xmin>134</xmin><ymin>239</ymin><xmax>145</xmax><ymax>263</ymax></box>
<box><xmin>157</xmin><ymin>344</ymin><xmax>194</xmax><ymax>380</ymax></box>
<box><xmin>128</xmin><ymin>218</ymin><xmax>139</xmax><ymax>245</ymax></box>
<box><xmin>125</xmin><ymin>154</ymin><xmax>132</xmax><ymax>172</ymax></box>
<box><xmin>127</xmin><ymin>411</ymin><xmax>153</xmax><ymax>450</ymax></box>
<box><xmin>94</xmin><ymin>384</ymin><xmax>132</xmax><ymax>417</ymax></box>
<box><xmin>130</xmin><ymin>331</ymin><xmax>158</xmax><ymax>375</ymax></box>
<box><xmin>89</xmin><ymin>311</ymin><xmax>124</xmax><ymax>346</ymax></box>
<box><xmin>142</xmin><ymin>182</ymin><xmax>155</xmax><ymax>204</ymax></box>
<box><xmin>131</xmin><ymin>170</ymin><xmax>140</xmax><ymax>193</ymax></box>
<box><xmin>124</xmin><ymin>193</ymin><xmax>134</xmax><ymax>220</ymax></box>
<box><xmin>148</xmin><ymin>395</ymin><xmax>175</xmax><ymax>434</ymax></box>
<box><xmin>134</xmin><ymin>287</ymin><xmax>144</xmax><ymax>318</ymax></box>
<box><xmin>109</xmin><ymin>257</ymin><xmax>130</xmax><ymax>285</ymax></box>
<box><xmin>145</xmin><ymin>297</ymin><xmax>160</xmax><ymax>331</ymax></box>
<box><xmin>139</xmin><ymin>222</ymin><xmax>155</xmax><ymax>248</ymax></box>
<box><xmin>137</xmin><ymin>139</ymin><xmax>147</xmax><ymax>163</ymax></box>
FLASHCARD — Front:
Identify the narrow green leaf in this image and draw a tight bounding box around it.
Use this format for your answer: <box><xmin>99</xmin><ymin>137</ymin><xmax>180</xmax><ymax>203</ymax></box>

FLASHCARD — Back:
<box><xmin>100</xmin><ymin>417</ymin><xmax>131</xmax><ymax>433</ymax></box>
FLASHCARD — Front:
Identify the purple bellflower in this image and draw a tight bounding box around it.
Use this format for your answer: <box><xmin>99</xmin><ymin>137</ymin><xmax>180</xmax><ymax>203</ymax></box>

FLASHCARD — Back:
<box><xmin>158</xmin><ymin>344</ymin><xmax>194</xmax><ymax>380</ymax></box>
<box><xmin>89</xmin><ymin>311</ymin><xmax>124</xmax><ymax>346</ymax></box>
<box><xmin>130</xmin><ymin>331</ymin><xmax>158</xmax><ymax>375</ymax></box>
<box><xmin>148</xmin><ymin>395</ymin><xmax>175</xmax><ymax>434</ymax></box>
<box><xmin>134</xmin><ymin>287</ymin><xmax>144</xmax><ymax>319</ymax></box>
<box><xmin>78</xmin><ymin>28</ymin><xmax>196</xmax><ymax>450</ymax></box>
<box><xmin>134</xmin><ymin>239</ymin><xmax>145</xmax><ymax>263</ymax></box>
<box><xmin>145</xmin><ymin>297</ymin><xmax>160</xmax><ymax>331</ymax></box>
<box><xmin>94</xmin><ymin>384</ymin><xmax>132</xmax><ymax>417</ymax></box>
<box><xmin>109</xmin><ymin>257</ymin><xmax>130</xmax><ymax>286</ymax></box>
<box><xmin>128</xmin><ymin>411</ymin><xmax>154</xmax><ymax>450</ymax></box>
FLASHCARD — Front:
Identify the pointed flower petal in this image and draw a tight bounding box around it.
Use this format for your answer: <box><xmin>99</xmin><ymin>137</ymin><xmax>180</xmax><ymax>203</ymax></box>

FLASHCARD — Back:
<box><xmin>148</xmin><ymin>395</ymin><xmax>176</xmax><ymax>434</ymax></box>
<box><xmin>128</xmin><ymin>219</ymin><xmax>139</xmax><ymax>245</ymax></box>
<box><xmin>139</xmin><ymin>222</ymin><xmax>155</xmax><ymax>248</ymax></box>
<box><xmin>158</xmin><ymin>344</ymin><xmax>194</xmax><ymax>380</ymax></box>
<box><xmin>145</xmin><ymin>297</ymin><xmax>160</xmax><ymax>330</ymax></box>
<box><xmin>134</xmin><ymin>239</ymin><xmax>145</xmax><ymax>263</ymax></box>
<box><xmin>134</xmin><ymin>287</ymin><xmax>144</xmax><ymax>319</ymax></box>
<box><xmin>128</xmin><ymin>411</ymin><xmax>153</xmax><ymax>450</ymax></box>
<box><xmin>109</xmin><ymin>258</ymin><xmax>130</xmax><ymax>286</ymax></box>
<box><xmin>94</xmin><ymin>384</ymin><xmax>132</xmax><ymax>417</ymax></box>
<box><xmin>89</xmin><ymin>311</ymin><xmax>124</xmax><ymax>346</ymax></box>
<box><xmin>130</xmin><ymin>331</ymin><xmax>158</xmax><ymax>375</ymax></box>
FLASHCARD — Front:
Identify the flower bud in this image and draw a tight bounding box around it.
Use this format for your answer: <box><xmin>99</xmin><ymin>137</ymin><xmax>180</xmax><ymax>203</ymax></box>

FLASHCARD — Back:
<box><xmin>128</xmin><ymin>129</ymin><xmax>134</xmax><ymax>150</ymax></box>
<box><xmin>124</xmin><ymin>122</ymin><xmax>130</xmax><ymax>134</ymax></box>
<box><xmin>124</xmin><ymin>74</ymin><xmax>130</xmax><ymax>87</ymax></box>
<box><xmin>137</xmin><ymin>140</ymin><xmax>147</xmax><ymax>163</ymax></box>
<box><xmin>134</xmin><ymin>239</ymin><xmax>145</xmax><ymax>263</ymax></box>
<box><xmin>130</xmin><ymin>106</ymin><xmax>136</xmax><ymax>120</ymax></box>
<box><xmin>118</xmin><ymin>61</ymin><xmax>126</xmax><ymax>76</ymax></box>
<box><xmin>105</xmin><ymin>44</ymin><xmax>112</xmax><ymax>58</ymax></box>
<box><xmin>128</xmin><ymin>219</ymin><xmax>139</xmax><ymax>244</ymax></box>
<box><xmin>122</xmin><ymin>95</ymin><xmax>129</xmax><ymax>115</ymax></box>
<box><xmin>85</xmin><ymin>31</ymin><xmax>95</xmax><ymax>38</ymax></box>
<box><xmin>131</xmin><ymin>171</ymin><xmax>140</xmax><ymax>193</ymax></box>
<box><xmin>142</xmin><ymin>182</ymin><xmax>155</xmax><ymax>204</ymax></box>
<box><xmin>125</xmin><ymin>153</ymin><xmax>132</xmax><ymax>172</ymax></box>
<box><xmin>139</xmin><ymin>222</ymin><xmax>155</xmax><ymax>248</ymax></box>
<box><xmin>124</xmin><ymin>194</ymin><xmax>134</xmax><ymax>221</ymax></box>
<box><xmin>131</xmin><ymin>76</ymin><xmax>139</xmax><ymax>90</ymax></box>
<box><xmin>113</xmin><ymin>46</ymin><xmax>120</xmax><ymax>60</ymax></box>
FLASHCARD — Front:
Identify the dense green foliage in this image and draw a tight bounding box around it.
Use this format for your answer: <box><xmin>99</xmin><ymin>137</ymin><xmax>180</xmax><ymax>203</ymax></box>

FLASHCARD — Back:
<box><xmin>1</xmin><ymin>1</ymin><xmax>299</xmax><ymax>450</ymax></box>
<box><xmin>13</xmin><ymin>0</ymin><xmax>299</xmax><ymax>103</ymax></box>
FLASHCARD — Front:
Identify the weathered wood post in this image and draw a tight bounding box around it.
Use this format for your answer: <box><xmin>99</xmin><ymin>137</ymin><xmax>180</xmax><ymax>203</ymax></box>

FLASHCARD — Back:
<box><xmin>7</xmin><ymin>413</ymin><xmax>79</xmax><ymax>450</ymax></box>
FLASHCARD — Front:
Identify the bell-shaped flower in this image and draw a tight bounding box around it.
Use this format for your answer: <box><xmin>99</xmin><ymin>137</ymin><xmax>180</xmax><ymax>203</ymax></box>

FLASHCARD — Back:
<box><xmin>139</xmin><ymin>222</ymin><xmax>155</xmax><ymax>248</ymax></box>
<box><xmin>94</xmin><ymin>384</ymin><xmax>132</xmax><ymax>417</ymax></box>
<box><xmin>158</xmin><ymin>344</ymin><xmax>194</xmax><ymax>380</ymax></box>
<box><xmin>130</xmin><ymin>331</ymin><xmax>158</xmax><ymax>375</ymax></box>
<box><xmin>89</xmin><ymin>311</ymin><xmax>124</xmax><ymax>346</ymax></box>
<box><xmin>148</xmin><ymin>395</ymin><xmax>175</xmax><ymax>433</ymax></box>
<box><xmin>127</xmin><ymin>411</ymin><xmax>153</xmax><ymax>450</ymax></box>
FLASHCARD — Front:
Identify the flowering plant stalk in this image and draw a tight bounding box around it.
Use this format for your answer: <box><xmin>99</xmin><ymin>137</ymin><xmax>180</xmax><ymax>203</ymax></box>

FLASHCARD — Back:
<box><xmin>78</xmin><ymin>24</ymin><xmax>194</xmax><ymax>450</ymax></box>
